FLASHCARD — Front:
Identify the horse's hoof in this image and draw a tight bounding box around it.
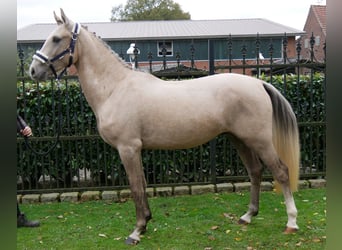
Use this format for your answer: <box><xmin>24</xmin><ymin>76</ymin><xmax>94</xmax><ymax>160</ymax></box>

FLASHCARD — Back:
<box><xmin>125</xmin><ymin>237</ymin><xmax>140</xmax><ymax>245</ymax></box>
<box><xmin>238</xmin><ymin>219</ymin><xmax>249</xmax><ymax>225</ymax></box>
<box><xmin>283</xmin><ymin>227</ymin><xmax>298</xmax><ymax>234</ymax></box>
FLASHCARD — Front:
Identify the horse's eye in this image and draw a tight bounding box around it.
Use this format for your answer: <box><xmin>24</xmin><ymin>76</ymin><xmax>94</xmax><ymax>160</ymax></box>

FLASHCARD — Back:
<box><xmin>52</xmin><ymin>36</ymin><xmax>61</xmax><ymax>43</ymax></box>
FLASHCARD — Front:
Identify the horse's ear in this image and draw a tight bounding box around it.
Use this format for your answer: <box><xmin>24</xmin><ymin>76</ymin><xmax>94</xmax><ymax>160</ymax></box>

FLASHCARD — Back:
<box><xmin>54</xmin><ymin>10</ymin><xmax>64</xmax><ymax>25</ymax></box>
<box><xmin>60</xmin><ymin>8</ymin><xmax>70</xmax><ymax>25</ymax></box>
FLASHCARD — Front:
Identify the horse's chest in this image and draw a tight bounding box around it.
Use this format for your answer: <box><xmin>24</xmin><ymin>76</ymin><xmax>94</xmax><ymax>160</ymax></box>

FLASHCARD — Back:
<box><xmin>96</xmin><ymin>110</ymin><xmax>139</xmax><ymax>146</ymax></box>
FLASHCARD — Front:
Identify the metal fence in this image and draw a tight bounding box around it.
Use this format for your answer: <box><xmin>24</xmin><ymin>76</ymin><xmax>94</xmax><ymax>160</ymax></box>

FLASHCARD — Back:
<box><xmin>17</xmin><ymin>34</ymin><xmax>326</xmax><ymax>194</ymax></box>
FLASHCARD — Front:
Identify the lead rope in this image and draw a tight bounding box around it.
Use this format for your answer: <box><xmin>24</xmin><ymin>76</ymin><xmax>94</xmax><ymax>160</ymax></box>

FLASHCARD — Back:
<box><xmin>21</xmin><ymin>78</ymin><xmax>63</xmax><ymax>156</ymax></box>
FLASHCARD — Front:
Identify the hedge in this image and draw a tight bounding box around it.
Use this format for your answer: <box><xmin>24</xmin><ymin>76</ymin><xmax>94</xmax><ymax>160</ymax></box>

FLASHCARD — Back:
<box><xmin>17</xmin><ymin>73</ymin><xmax>325</xmax><ymax>187</ymax></box>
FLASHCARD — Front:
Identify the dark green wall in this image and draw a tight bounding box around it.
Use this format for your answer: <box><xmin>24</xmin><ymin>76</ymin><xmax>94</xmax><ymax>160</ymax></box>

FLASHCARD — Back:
<box><xmin>17</xmin><ymin>37</ymin><xmax>283</xmax><ymax>64</ymax></box>
<box><xmin>107</xmin><ymin>37</ymin><xmax>282</xmax><ymax>62</ymax></box>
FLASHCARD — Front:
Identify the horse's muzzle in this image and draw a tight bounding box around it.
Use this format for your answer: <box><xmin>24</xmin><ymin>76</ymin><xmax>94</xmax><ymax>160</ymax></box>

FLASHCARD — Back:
<box><xmin>29</xmin><ymin>63</ymin><xmax>49</xmax><ymax>81</ymax></box>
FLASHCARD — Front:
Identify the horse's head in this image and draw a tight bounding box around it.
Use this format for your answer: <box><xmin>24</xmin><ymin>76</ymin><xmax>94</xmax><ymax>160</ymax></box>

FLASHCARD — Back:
<box><xmin>29</xmin><ymin>9</ymin><xmax>80</xmax><ymax>81</ymax></box>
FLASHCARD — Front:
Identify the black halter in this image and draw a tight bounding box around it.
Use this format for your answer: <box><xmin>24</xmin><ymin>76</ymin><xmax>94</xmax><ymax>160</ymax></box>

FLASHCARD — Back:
<box><xmin>33</xmin><ymin>22</ymin><xmax>81</xmax><ymax>79</ymax></box>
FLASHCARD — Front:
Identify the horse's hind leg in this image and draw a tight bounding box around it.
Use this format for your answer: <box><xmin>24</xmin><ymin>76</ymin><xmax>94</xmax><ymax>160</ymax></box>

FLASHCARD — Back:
<box><xmin>256</xmin><ymin>144</ymin><xmax>299</xmax><ymax>233</ymax></box>
<box><xmin>117</xmin><ymin>142</ymin><xmax>152</xmax><ymax>245</ymax></box>
<box><xmin>231</xmin><ymin>137</ymin><xmax>263</xmax><ymax>225</ymax></box>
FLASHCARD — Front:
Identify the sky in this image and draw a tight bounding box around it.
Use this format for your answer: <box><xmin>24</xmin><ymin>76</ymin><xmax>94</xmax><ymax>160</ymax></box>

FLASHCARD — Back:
<box><xmin>17</xmin><ymin>0</ymin><xmax>326</xmax><ymax>31</ymax></box>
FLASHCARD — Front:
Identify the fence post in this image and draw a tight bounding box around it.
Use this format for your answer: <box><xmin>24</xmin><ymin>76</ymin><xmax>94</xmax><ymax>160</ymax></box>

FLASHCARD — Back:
<box><xmin>162</xmin><ymin>42</ymin><xmax>167</xmax><ymax>70</ymax></box>
<box><xmin>133</xmin><ymin>47</ymin><xmax>139</xmax><ymax>69</ymax></box>
<box><xmin>208</xmin><ymin>39</ymin><xmax>215</xmax><ymax>75</ymax></box>
<box><xmin>255</xmin><ymin>33</ymin><xmax>261</xmax><ymax>78</ymax></box>
<box><xmin>148</xmin><ymin>52</ymin><xmax>153</xmax><ymax>73</ymax></box>
<box><xmin>227</xmin><ymin>35</ymin><xmax>232</xmax><ymax>73</ymax></box>
<box><xmin>208</xmin><ymin>39</ymin><xmax>217</xmax><ymax>184</ymax></box>
<box><xmin>241</xmin><ymin>43</ymin><xmax>247</xmax><ymax>75</ymax></box>
<box><xmin>18</xmin><ymin>46</ymin><xmax>25</xmax><ymax>77</ymax></box>
<box><xmin>190</xmin><ymin>43</ymin><xmax>195</xmax><ymax>69</ymax></box>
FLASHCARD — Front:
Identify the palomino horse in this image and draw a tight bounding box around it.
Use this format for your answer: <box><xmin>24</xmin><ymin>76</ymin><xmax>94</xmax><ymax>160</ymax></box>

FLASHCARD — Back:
<box><xmin>29</xmin><ymin>9</ymin><xmax>300</xmax><ymax>245</ymax></box>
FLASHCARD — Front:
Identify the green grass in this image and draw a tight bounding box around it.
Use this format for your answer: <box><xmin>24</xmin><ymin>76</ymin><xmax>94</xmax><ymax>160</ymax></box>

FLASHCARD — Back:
<box><xmin>17</xmin><ymin>188</ymin><xmax>326</xmax><ymax>250</ymax></box>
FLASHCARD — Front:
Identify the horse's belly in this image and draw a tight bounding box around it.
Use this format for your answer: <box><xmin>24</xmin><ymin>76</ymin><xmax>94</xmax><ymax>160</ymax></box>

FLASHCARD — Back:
<box><xmin>141</xmin><ymin>119</ymin><xmax>224</xmax><ymax>150</ymax></box>
<box><xmin>142</xmin><ymin>135</ymin><xmax>219</xmax><ymax>150</ymax></box>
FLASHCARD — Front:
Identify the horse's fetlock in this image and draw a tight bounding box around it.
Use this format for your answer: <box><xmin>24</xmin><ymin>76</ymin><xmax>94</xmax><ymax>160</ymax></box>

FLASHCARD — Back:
<box><xmin>252</xmin><ymin>210</ymin><xmax>259</xmax><ymax>217</ymax></box>
<box><xmin>145</xmin><ymin>213</ymin><xmax>152</xmax><ymax>222</ymax></box>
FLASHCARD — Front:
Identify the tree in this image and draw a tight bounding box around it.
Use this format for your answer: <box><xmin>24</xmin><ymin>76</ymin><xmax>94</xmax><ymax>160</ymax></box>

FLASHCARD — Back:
<box><xmin>110</xmin><ymin>0</ymin><xmax>191</xmax><ymax>21</ymax></box>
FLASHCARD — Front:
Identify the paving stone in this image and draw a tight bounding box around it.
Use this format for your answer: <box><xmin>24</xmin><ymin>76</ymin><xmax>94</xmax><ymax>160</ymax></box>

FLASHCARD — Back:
<box><xmin>260</xmin><ymin>182</ymin><xmax>273</xmax><ymax>191</ymax></box>
<box><xmin>298</xmin><ymin>180</ymin><xmax>310</xmax><ymax>189</ymax></box>
<box><xmin>119</xmin><ymin>189</ymin><xmax>132</xmax><ymax>199</ymax></box>
<box><xmin>17</xmin><ymin>179</ymin><xmax>327</xmax><ymax>204</ymax></box>
<box><xmin>101</xmin><ymin>190</ymin><xmax>119</xmax><ymax>202</ymax></box>
<box><xmin>40</xmin><ymin>193</ymin><xmax>60</xmax><ymax>203</ymax></box>
<box><xmin>60</xmin><ymin>192</ymin><xmax>79</xmax><ymax>202</ymax></box>
<box><xmin>174</xmin><ymin>186</ymin><xmax>190</xmax><ymax>196</ymax></box>
<box><xmin>81</xmin><ymin>191</ymin><xmax>101</xmax><ymax>202</ymax></box>
<box><xmin>191</xmin><ymin>184</ymin><xmax>215</xmax><ymax>195</ymax></box>
<box><xmin>117</xmin><ymin>188</ymin><xmax>153</xmax><ymax>200</ymax></box>
<box><xmin>156</xmin><ymin>187</ymin><xmax>172</xmax><ymax>197</ymax></box>
<box><xmin>271</xmin><ymin>180</ymin><xmax>311</xmax><ymax>192</ymax></box>
<box><xmin>22</xmin><ymin>194</ymin><xmax>40</xmax><ymax>204</ymax></box>
<box><xmin>146</xmin><ymin>187</ymin><xmax>155</xmax><ymax>197</ymax></box>
<box><xmin>309</xmin><ymin>179</ymin><xmax>326</xmax><ymax>188</ymax></box>
<box><xmin>234</xmin><ymin>182</ymin><xmax>251</xmax><ymax>192</ymax></box>
<box><xmin>216</xmin><ymin>183</ymin><xmax>234</xmax><ymax>193</ymax></box>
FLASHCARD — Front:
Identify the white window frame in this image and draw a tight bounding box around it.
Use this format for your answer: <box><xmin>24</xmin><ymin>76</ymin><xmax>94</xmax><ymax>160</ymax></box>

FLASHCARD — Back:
<box><xmin>157</xmin><ymin>41</ymin><xmax>173</xmax><ymax>57</ymax></box>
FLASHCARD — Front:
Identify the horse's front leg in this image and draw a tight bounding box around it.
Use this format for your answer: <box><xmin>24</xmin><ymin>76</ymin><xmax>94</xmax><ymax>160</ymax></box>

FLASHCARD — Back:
<box><xmin>117</xmin><ymin>142</ymin><xmax>152</xmax><ymax>245</ymax></box>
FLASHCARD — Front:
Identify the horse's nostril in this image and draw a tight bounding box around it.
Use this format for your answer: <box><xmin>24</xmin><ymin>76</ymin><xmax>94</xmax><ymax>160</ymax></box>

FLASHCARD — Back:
<box><xmin>30</xmin><ymin>68</ymin><xmax>35</xmax><ymax>77</ymax></box>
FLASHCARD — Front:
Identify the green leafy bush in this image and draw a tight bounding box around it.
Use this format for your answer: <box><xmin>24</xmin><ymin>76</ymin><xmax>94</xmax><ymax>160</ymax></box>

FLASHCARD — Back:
<box><xmin>17</xmin><ymin>73</ymin><xmax>325</xmax><ymax>189</ymax></box>
<box><xmin>261</xmin><ymin>73</ymin><xmax>326</xmax><ymax>175</ymax></box>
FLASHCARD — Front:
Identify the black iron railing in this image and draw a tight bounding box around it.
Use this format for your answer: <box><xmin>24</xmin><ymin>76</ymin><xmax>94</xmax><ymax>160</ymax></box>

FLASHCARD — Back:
<box><xmin>17</xmin><ymin>33</ymin><xmax>326</xmax><ymax>194</ymax></box>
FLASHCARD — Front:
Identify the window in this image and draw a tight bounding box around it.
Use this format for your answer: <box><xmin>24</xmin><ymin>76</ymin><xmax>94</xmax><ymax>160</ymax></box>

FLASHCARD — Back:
<box><xmin>304</xmin><ymin>39</ymin><xmax>309</xmax><ymax>48</ymax></box>
<box><xmin>157</xmin><ymin>41</ymin><xmax>173</xmax><ymax>57</ymax></box>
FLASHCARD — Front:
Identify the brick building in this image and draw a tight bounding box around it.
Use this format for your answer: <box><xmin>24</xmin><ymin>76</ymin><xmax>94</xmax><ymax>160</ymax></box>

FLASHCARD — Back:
<box><xmin>300</xmin><ymin>5</ymin><xmax>326</xmax><ymax>62</ymax></box>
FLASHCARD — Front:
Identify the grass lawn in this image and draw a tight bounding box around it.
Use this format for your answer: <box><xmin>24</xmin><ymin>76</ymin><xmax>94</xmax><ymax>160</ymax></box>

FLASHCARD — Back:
<box><xmin>17</xmin><ymin>188</ymin><xmax>326</xmax><ymax>250</ymax></box>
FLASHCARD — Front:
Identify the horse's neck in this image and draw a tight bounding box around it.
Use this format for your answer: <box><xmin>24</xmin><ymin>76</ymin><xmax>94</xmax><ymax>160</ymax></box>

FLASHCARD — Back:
<box><xmin>75</xmin><ymin>30</ymin><xmax>130</xmax><ymax>113</ymax></box>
